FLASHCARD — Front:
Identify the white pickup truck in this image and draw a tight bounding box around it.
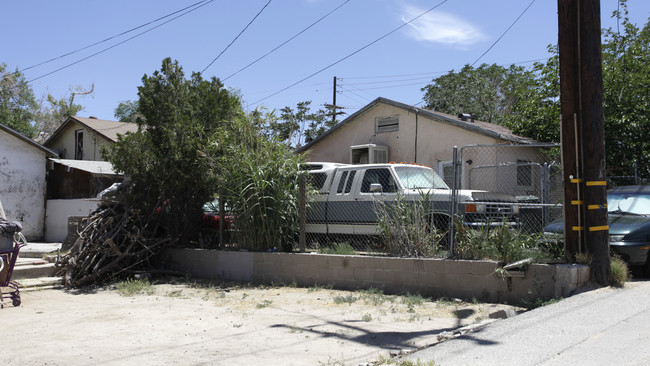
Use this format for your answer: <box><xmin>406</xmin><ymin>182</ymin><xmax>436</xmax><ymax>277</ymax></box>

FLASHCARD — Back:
<box><xmin>303</xmin><ymin>162</ymin><xmax>520</xmax><ymax>238</ymax></box>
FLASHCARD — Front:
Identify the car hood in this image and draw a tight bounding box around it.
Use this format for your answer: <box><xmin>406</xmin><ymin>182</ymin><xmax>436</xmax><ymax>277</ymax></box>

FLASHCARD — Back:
<box><xmin>544</xmin><ymin>213</ymin><xmax>650</xmax><ymax>236</ymax></box>
<box><xmin>608</xmin><ymin>214</ymin><xmax>650</xmax><ymax>236</ymax></box>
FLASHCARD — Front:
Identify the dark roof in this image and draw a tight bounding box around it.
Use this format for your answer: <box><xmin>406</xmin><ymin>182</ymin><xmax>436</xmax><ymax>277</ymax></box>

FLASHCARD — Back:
<box><xmin>296</xmin><ymin>97</ymin><xmax>537</xmax><ymax>153</ymax></box>
<box><xmin>0</xmin><ymin>123</ymin><xmax>58</xmax><ymax>157</ymax></box>
<box><xmin>45</xmin><ymin>116</ymin><xmax>139</xmax><ymax>146</ymax></box>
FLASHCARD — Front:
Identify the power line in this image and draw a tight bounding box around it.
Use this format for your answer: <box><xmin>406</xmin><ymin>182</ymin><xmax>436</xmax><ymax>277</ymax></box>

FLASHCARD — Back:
<box><xmin>223</xmin><ymin>0</ymin><xmax>351</xmax><ymax>82</ymax></box>
<box><xmin>470</xmin><ymin>0</ymin><xmax>537</xmax><ymax>67</ymax></box>
<box><xmin>23</xmin><ymin>0</ymin><xmax>214</xmax><ymax>85</ymax></box>
<box><xmin>251</xmin><ymin>0</ymin><xmax>450</xmax><ymax>106</ymax></box>
<box><xmin>9</xmin><ymin>0</ymin><xmax>209</xmax><ymax>77</ymax></box>
<box><xmin>202</xmin><ymin>0</ymin><xmax>272</xmax><ymax>74</ymax></box>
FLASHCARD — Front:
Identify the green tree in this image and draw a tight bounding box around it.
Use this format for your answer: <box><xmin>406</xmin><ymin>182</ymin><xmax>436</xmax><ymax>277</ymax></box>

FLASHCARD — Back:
<box><xmin>113</xmin><ymin>100</ymin><xmax>141</xmax><ymax>122</ymax></box>
<box><xmin>421</xmin><ymin>63</ymin><xmax>535</xmax><ymax>124</ymax></box>
<box><xmin>601</xmin><ymin>7</ymin><xmax>650</xmax><ymax>178</ymax></box>
<box><xmin>269</xmin><ymin>101</ymin><xmax>343</xmax><ymax>147</ymax></box>
<box><xmin>36</xmin><ymin>84</ymin><xmax>93</xmax><ymax>140</ymax></box>
<box><xmin>0</xmin><ymin>63</ymin><xmax>39</xmax><ymax>137</ymax></box>
<box><xmin>104</xmin><ymin>58</ymin><xmax>243</xmax><ymax>243</ymax></box>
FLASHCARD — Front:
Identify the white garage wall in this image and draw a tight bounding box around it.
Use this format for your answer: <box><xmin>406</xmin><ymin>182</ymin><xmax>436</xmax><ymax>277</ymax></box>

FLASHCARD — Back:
<box><xmin>0</xmin><ymin>132</ymin><xmax>48</xmax><ymax>239</ymax></box>
<box><xmin>44</xmin><ymin>199</ymin><xmax>99</xmax><ymax>242</ymax></box>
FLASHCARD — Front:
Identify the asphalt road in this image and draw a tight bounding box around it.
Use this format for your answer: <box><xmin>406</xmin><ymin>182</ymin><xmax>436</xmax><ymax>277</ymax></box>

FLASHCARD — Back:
<box><xmin>405</xmin><ymin>279</ymin><xmax>650</xmax><ymax>366</ymax></box>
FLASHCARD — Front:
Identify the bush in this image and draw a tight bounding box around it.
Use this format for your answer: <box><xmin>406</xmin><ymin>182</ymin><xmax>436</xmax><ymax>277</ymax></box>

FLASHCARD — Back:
<box><xmin>610</xmin><ymin>256</ymin><xmax>629</xmax><ymax>287</ymax></box>
<box><xmin>454</xmin><ymin>218</ymin><xmax>555</xmax><ymax>264</ymax></box>
<box><xmin>375</xmin><ymin>192</ymin><xmax>442</xmax><ymax>257</ymax></box>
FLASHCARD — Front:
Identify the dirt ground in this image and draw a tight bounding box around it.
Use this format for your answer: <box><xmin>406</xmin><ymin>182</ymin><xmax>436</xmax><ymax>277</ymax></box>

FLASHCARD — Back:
<box><xmin>3</xmin><ymin>278</ymin><xmax>522</xmax><ymax>365</ymax></box>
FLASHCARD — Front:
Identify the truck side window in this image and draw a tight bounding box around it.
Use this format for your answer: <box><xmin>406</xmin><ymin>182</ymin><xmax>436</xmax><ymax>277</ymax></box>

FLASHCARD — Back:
<box><xmin>344</xmin><ymin>171</ymin><xmax>356</xmax><ymax>193</ymax></box>
<box><xmin>337</xmin><ymin>171</ymin><xmax>349</xmax><ymax>193</ymax></box>
<box><xmin>361</xmin><ymin>168</ymin><xmax>397</xmax><ymax>193</ymax></box>
<box><xmin>308</xmin><ymin>172</ymin><xmax>327</xmax><ymax>190</ymax></box>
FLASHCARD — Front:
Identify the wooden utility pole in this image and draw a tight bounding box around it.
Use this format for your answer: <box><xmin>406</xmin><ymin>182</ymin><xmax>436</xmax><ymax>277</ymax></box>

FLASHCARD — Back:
<box><xmin>558</xmin><ymin>0</ymin><xmax>610</xmax><ymax>285</ymax></box>
<box><xmin>332</xmin><ymin>76</ymin><xmax>337</xmax><ymax>125</ymax></box>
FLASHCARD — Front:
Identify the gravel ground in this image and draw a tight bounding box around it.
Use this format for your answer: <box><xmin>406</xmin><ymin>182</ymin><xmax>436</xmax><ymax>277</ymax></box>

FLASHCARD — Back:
<box><xmin>3</xmin><ymin>278</ymin><xmax>522</xmax><ymax>365</ymax></box>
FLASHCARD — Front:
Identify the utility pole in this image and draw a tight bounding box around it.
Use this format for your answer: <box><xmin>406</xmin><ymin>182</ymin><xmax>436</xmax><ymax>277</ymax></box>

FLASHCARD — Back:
<box><xmin>558</xmin><ymin>0</ymin><xmax>610</xmax><ymax>285</ymax></box>
<box><xmin>332</xmin><ymin>76</ymin><xmax>337</xmax><ymax>125</ymax></box>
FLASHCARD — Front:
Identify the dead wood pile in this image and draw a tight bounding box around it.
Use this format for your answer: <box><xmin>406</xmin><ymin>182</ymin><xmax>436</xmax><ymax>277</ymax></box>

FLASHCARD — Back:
<box><xmin>58</xmin><ymin>184</ymin><xmax>172</xmax><ymax>288</ymax></box>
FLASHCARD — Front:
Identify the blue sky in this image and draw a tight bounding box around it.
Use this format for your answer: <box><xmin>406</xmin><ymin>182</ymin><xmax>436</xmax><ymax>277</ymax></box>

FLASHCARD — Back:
<box><xmin>3</xmin><ymin>0</ymin><xmax>649</xmax><ymax>121</ymax></box>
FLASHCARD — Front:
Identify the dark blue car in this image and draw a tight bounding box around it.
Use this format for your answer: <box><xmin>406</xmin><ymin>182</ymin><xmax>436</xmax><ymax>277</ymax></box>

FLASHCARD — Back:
<box><xmin>543</xmin><ymin>185</ymin><xmax>650</xmax><ymax>274</ymax></box>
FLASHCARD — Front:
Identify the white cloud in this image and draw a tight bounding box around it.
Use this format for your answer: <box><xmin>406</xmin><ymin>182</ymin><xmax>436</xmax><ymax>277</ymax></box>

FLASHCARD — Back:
<box><xmin>401</xmin><ymin>5</ymin><xmax>486</xmax><ymax>46</ymax></box>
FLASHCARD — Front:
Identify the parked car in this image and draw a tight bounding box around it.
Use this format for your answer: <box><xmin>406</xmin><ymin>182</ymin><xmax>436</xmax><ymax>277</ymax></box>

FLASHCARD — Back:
<box><xmin>200</xmin><ymin>199</ymin><xmax>234</xmax><ymax>242</ymax></box>
<box><xmin>543</xmin><ymin>185</ymin><xmax>650</xmax><ymax>274</ymax></box>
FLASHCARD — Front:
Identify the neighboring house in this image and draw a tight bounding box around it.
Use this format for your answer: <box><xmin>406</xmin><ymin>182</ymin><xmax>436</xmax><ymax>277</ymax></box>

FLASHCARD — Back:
<box><xmin>297</xmin><ymin>97</ymin><xmax>554</xmax><ymax>197</ymax></box>
<box><xmin>42</xmin><ymin>116</ymin><xmax>135</xmax><ymax>242</ymax></box>
<box><xmin>44</xmin><ymin>116</ymin><xmax>138</xmax><ymax>161</ymax></box>
<box><xmin>0</xmin><ymin>123</ymin><xmax>58</xmax><ymax>240</ymax></box>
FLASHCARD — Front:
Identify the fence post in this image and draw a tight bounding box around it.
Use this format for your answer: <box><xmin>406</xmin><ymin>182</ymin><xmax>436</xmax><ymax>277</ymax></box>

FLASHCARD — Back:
<box><xmin>299</xmin><ymin>174</ymin><xmax>306</xmax><ymax>253</ymax></box>
<box><xmin>542</xmin><ymin>163</ymin><xmax>550</xmax><ymax>228</ymax></box>
<box><xmin>219</xmin><ymin>195</ymin><xmax>225</xmax><ymax>250</ymax></box>
<box><xmin>448</xmin><ymin>146</ymin><xmax>458</xmax><ymax>258</ymax></box>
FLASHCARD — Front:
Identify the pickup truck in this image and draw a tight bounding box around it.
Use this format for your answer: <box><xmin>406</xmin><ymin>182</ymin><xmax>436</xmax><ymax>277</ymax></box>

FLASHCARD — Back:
<box><xmin>303</xmin><ymin>162</ymin><xmax>520</xmax><ymax>239</ymax></box>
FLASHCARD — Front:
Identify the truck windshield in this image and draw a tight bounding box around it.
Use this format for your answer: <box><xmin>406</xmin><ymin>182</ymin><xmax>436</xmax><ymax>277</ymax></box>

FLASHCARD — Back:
<box><xmin>394</xmin><ymin>166</ymin><xmax>449</xmax><ymax>190</ymax></box>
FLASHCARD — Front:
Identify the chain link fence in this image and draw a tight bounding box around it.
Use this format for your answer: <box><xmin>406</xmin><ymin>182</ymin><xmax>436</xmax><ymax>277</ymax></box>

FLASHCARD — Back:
<box><xmin>296</xmin><ymin>144</ymin><xmax>564</xmax><ymax>258</ymax></box>
<box><xmin>205</xmin><ymin>144</ymin><xmax>565</xmax><ymax>258</ymax></box>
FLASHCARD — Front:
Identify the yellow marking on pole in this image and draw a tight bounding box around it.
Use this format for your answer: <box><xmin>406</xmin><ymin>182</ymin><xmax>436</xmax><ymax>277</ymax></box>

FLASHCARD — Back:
<box><xmin>589</xmin><ymin>225</ymin><xmax>609</xmax><ymax>232</ymax></box>
<box><xmin>586</xmin><ymin>181</ymin><xmax>607</xmax><ymax>186</ymax></box>
<box><xmin>571</xmin><ymin>200</ymin><xmax>584</xmax><ymax>205</ymax></box>
<box><xmin>588</xmin><ymin>204</ymin><xmax>607</xmax><ymax>210</ymax></box>
<box><xmin>572</xmin><ymin>226</ymin><xmax>584</xmax><ymax>231</ymax></box>
<box><xmin>570</xmin><ymin>178</ymin><xmax>583</xmax><ymax>183</ymax></box>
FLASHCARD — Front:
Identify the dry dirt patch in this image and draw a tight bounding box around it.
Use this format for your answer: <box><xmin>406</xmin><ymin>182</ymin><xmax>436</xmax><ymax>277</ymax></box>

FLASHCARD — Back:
<box><xmin>4</xmin><ymin>278</ymin><xmax>521</xmax><ymax>365</ymax></box>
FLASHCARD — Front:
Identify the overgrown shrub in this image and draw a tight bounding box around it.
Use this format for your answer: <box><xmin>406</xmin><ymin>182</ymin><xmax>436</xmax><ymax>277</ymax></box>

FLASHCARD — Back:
<box><xmin>454</xmin><ymin>218</ymin><xmax>556</xmax><ymax>264</ymax></box>
<box><xmin>218</xmin><ymin>122</ymin><xmax>304</xmax><ymax>252</ymax></box>
<box><xmin>375</xmin><ymin>192</ymin><xmax>441</xmax><ymax>257</ymax></box>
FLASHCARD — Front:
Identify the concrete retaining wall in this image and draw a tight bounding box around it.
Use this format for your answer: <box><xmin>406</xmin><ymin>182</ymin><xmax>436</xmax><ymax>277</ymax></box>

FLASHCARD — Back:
<box><xmin>158</xmin><ymin>249</ymin><xmax>590</xmax><ymax>304</ymax></box>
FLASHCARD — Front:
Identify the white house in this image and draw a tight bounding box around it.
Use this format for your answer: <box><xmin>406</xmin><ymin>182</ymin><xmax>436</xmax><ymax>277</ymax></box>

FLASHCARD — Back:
<box><xmin>0</xmin><ymin>123</ymin><xmax>58</xmax><ymax>240</ymax></box>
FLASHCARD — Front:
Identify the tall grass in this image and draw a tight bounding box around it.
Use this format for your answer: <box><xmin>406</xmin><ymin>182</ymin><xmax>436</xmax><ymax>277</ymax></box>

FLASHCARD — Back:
<box><xmin>375</xmin><ymin>192</ymin><xmax>441</xmax><ymax>257</ymax></box>
<box><xmin>454</xmin><ymin>218</ymin><xmax>557</xmax><ymax>264</ymax></box>
<box><xmin>217</xmin><ymin>121</ymin><xmax>305</xmax><ymax>252</ymax></box>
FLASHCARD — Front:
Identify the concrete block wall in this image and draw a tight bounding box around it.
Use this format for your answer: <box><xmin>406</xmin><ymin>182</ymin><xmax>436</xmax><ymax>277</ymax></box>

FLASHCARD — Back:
<box><xmin>158</xmin><ymin>249</ymin><xmax>590</xmax><ymax>305</ymax></box>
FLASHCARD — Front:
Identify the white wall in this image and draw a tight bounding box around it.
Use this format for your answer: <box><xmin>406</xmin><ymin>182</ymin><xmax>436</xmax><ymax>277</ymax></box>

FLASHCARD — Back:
<box><xmin>0</xmin><ymin>132</ymin><xmax>49</xmax><ymax>239</ymax></box>
<box><xmin>44</xmin><ymin>199</ymin><xmax>98</xmax><ymax>242</ymax></box>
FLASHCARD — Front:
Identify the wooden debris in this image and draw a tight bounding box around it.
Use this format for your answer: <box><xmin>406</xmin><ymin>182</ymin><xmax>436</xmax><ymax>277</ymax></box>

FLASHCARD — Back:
<box><xmin>58</xmin><ymin>184</ymin><xmax>174</xmax><ymax>288</ymax></box>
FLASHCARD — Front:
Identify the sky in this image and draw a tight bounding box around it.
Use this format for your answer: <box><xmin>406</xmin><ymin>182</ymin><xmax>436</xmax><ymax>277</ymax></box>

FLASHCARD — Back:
<box><xmin>3</xmin><ymin>0</ymin><xmax>649</xmax><ymax>122</ymax></box>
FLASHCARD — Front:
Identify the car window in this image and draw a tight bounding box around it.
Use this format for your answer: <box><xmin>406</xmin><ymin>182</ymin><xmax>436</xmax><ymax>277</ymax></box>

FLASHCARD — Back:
<box><xmin>308</xmin><ymin>172</ymin><xmax>327</xmax><ymax>191</ymax></box>
<box><xmin>608</xmin><ymin>193</ymin><xmax>650</xmax><ymax>215</ymax></box>
<box><xmin>361</xmin><ymin>168</ymin><xmax>397</xmax><ymax>193</ymax></box>
<box><xmin>394</xmin><ymin>166</ymin><xmax>449</xmax><ymax>189</ymax></box>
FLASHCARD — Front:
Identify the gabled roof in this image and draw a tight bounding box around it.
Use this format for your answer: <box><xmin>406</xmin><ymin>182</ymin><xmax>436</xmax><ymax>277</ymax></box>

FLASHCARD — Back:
<box><xmin>0</xmin><ymin>122</ymin><xmax>58</xmax><ymax>157</ymax></box>
<box><xmin>45</xmin><ymin>116</ymin><xmax>139</xmax><ymax>146</ymax></box>
<box><xmin>296</xmin><ymin>97</ymin><xmax>536</xmax><ymax>153</ymax></box>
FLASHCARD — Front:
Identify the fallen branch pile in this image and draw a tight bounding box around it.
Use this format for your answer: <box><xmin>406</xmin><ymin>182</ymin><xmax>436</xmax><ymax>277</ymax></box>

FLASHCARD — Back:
<box><xmin>59</xmin><ymin>186</ymin><xmax>172</xmax><ymax>288</ymax></box>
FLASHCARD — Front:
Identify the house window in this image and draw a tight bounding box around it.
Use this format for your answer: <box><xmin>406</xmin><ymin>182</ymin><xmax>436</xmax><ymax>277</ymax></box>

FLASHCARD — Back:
<box><xmin>74</xmin><ymin>129</ymin><xmax>84</xmax><ymax>160</ymax></box>
<box><xmin>517</xmin><ymin>160</ymin><xmax>533</xmax><ymax>187</ymax></box>
<box><xmin>375</xmin><ymin>116</ymin><xmax>399</xmax><ymax>133</ymax></box>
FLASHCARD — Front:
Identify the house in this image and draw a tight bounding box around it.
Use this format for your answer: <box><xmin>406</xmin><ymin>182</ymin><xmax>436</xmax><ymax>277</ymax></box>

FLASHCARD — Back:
<box><xmin>297</xmin><ymin>97</ymin><xmax>557</xmax><ymax>199</ymax></box>
<box><xmin>0</xmin><ymin>123</ymin><xmax>58</xmax><ymax>239</ymax></box>
<box><xmin>40</xmin><ymin>116</ymin><xmax>136</xmax><ymax>242</ymax></box>
<box><xmin>44</xmin><ymin>116</ymin><xmax>139</xmax><ymax>161</ymax></box>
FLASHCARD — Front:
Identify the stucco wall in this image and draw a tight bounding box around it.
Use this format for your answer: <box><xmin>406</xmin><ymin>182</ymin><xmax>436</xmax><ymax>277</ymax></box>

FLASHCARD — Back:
<box><xmin>47</xmin><ymin>122</ymin><xmax>110</xmax><ymax>161</ymax></box>
<box><xmin>158</xmin><ymin>249</ymin><xmax>590</xmax><ymax>305</ymax></box>
<box><xmin>304</xmin><ymin>103</ymin><xmax>501</xmax><ymax>186</ymax></box>
<box><xmin>0</xmin><ymin>132</ymin><xmax>48</xmax><ymax>239</ymax></box>
<box><xmin>44</xmin><ymin>198</ymin><xmax>99</xmax><ymax>242</ymax></box>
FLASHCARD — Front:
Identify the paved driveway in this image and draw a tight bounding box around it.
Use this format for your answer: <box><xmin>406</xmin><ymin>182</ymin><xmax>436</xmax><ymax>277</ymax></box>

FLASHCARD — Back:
<box><xmin>404</xmin><ymin>279</ymin><xmax>650</xmax><ymax>366</ymax></box>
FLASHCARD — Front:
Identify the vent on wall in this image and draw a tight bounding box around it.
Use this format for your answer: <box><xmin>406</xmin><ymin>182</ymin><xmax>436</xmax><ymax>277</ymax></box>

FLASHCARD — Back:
<box><xmin>375</xmin><ymin>116</ymin><xmax>399</xmax><ymax>133</ymax></box>
<box><xmin>350</xmin><ymin>144</ymin><xmax>389</xmax><ymax>164</ymax></box>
